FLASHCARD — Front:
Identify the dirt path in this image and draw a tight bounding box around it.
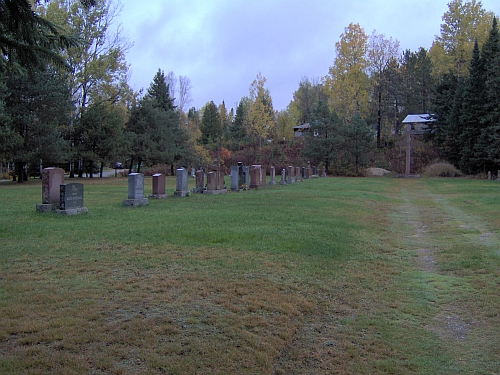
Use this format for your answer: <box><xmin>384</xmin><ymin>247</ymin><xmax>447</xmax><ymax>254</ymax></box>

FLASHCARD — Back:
<box><xmin>393</xmin><ymin>179</ymin><xmax>500</xmax><ymax>365</ymax></box>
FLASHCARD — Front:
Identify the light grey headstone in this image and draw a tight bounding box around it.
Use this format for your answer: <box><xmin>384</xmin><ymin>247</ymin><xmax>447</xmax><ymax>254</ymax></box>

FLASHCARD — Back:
<box><xmin>230</xmin><ymin>165</ymin><xmax>239</xmax><ymax>191</ymax></box>
<box><xmin>174</xmin><ymin>168</ymin><xmax>189</xmax><ymax>197</ymax></box>
<box><xmin>128</xmin><ymin>173</ymin><xmax>144</xmax><ymax>199</ymax></box>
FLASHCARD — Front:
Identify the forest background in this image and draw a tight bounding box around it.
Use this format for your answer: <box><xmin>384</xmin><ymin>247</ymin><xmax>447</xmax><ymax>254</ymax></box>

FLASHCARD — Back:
<box><xmin>1</xmin><ymin>0</ymin><xmax>500</xmax><ymax>181</ymax></box>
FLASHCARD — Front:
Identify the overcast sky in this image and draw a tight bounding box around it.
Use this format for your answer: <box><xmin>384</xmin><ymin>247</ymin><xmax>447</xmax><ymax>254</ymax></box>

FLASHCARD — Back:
<box><xmin>116</xmin><ymin>0</ymin><xmax>500</xmax><ymax>112</ymax></box>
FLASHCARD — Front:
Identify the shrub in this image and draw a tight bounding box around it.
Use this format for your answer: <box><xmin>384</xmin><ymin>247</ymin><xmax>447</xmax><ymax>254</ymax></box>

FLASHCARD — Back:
<box><xmin>423</xmin><ymin>162</ymin><xmax>463</xmax><ymax>177</ymax></box>
<box><xmin>143</xmin><ymin>164</ymin><xmax>171</xmax><ymax>176</ymax></box>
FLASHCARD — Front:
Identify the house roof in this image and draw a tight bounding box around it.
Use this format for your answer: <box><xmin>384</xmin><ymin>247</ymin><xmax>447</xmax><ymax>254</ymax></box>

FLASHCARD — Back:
<box><xmin>402</xmin><ymin>114</ymin><xmax>435</xmax><ymax>123</ymax></box>
<box><xmin>293</xmin><ymin>123</ymin><xmax>310</xmax><ymax>130</ymax></box>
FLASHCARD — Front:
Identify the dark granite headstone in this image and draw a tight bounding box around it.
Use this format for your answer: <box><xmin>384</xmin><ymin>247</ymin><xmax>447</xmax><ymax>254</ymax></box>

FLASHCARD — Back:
<box><xmin>55</xmin><ymin>183</ymin><xmax>88</xmax><ymax>215</ymax></box>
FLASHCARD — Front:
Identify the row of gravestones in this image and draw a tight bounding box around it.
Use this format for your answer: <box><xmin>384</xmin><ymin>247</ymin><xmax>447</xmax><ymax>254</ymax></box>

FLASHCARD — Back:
<box><xmin>35</xmin><ymin>163</ymin><xmax>324</xmax><ymax>213</ymax></box>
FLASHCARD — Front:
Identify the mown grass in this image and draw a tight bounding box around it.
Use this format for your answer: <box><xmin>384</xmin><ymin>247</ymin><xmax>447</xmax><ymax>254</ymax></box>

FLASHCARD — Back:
<box><xmin>0</xmin><ymin>176</ymin><xmax>499</xmax><ymax>374</ymax></box>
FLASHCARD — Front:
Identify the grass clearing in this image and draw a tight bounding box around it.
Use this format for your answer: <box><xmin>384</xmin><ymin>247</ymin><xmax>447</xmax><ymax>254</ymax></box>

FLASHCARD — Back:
<box><xmin>0</xmin><ymin>176</ymin><xmax>499</xmax><ymax>374</ymax></box>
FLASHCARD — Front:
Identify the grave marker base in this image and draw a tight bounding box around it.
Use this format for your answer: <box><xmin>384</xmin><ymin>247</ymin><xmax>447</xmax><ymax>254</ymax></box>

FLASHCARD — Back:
<box><xmin>174</xmin><ymin>190</ymin><xmax>189</xmax><ymax>197</ymax></box>
<box><xmin>54</xmin><ymin>207</ymin><xmax>88</xmax><ymax>216</ymax></box>
<box><xmin>123</xmin><ymin>198</ymin><xmax>149</xmax><ymax>207</ymax></box>
<box><xmin>204</xmin><ymin>189</ymin><xmax>227</xmax><ymax>195</ymax></box>
<box><xmin>149</xmin><ymin>194</ymin><xmax>168</xmax><ymax>199</ymax></box>
<box><xmin>36</xmin><ymin>203</ymin><xmax>58</xmax><ymax>213</ymax></box>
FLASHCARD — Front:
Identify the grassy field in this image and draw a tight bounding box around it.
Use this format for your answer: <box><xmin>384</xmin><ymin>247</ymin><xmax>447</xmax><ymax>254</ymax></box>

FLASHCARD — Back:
<box><xmin>0</xmin><ymin>176</ymin><xmax>499</xmax><ymax>374</ymax></box>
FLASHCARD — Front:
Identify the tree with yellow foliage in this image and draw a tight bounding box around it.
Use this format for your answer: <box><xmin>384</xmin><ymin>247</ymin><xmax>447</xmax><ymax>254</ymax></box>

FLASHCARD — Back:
<box><xmin>247</xmin><ymin>73</ymin><xmax>275</xmax><ymax>147</ymax></box>
<box><xmin>323</xmin><ymin>23</ymin><xmax>370</xmax><ymax>120</ymax></box>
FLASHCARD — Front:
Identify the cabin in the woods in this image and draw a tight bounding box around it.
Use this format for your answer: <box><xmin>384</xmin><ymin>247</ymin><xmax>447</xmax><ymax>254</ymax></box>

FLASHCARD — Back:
<box><xmin>402</xmin><ymin>114</ymin><xmax>435</xmax><ymax>135</ymax></box>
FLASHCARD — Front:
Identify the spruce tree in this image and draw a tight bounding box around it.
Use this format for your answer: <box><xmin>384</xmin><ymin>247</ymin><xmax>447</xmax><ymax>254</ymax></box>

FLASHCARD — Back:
<box><xmin>199</xmin><ymin>101</ymin><xmax>222</xmax><ymax>148</ymax></box>
<box><xmin>483</xmin><ymin>18</ymin><xmax>500</xmax><ymax>167</ymax></box>
<box><xmin>458</xmin><ymin>40</ymin><xmax>486</xmax><ymax>174</ymax></box>
<box><xmin>230</xmin><ymin>100</ymin><xmax>248</xmax><ymax>145</ymax></box>
<box><xmin>146</xmin><ymin>69</ymin><xmax>175</xmax><ymax>111</ymax></box>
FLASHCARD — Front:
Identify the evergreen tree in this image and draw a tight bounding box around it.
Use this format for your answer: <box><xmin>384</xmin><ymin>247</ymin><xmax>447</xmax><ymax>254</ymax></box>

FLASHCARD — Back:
<box><xmin>230</xmin><ymin>99</ymin><xmax>248</xmax><ymax>146</ymax></box>
<box><xmin>77</xmin><ymin>102</ymin><xmax>125</xmax><ymax>177</ymax></box>
<box><xmin>146</xmin><ymin>69</ymin><xmax>175</xmax><ymax>111</ymax></box>
<box><xmin>199</xmin><ymin>101</ymin><xmax>222</xmax><ymax>148</ymax></box>
<box><xmin>302</xmin><ymin>101</ymin><xmax>341</xmax><ymax>174</ymax></box>
<box><xmin>483</xmin><ymin>18</ymin><xmax>500</xmax><ymax>167</ymax></box>
<box><xmin>0</xmin><ymin>0</ymin><xmax>81</xmax><ymax>73</ymax></box>
<box><xmin>459</xmin><ymin>40</ymin><xmax>487</xmax><ymax>173</ymax></box>
<box><xmin>432</xmin><ymin>72</ymin><xmax>462</xmax><ymax>166</ymax></box>
<box><xmin>126</xmin><ymin>70</ymin><xmax>187</xmax><ymax>174</ymax></box>
<box><xmin>3</xmin><ymin>69</ymin><xmax>72</xmax><ymax>181</ymax></box>
<box><xmin>341</xmin><ymin>114</ymin><xmax>375</xmax><ymax>175</ymax></box>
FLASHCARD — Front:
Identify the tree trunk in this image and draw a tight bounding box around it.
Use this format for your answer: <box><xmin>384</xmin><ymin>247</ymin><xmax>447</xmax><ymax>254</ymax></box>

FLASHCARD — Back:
<box><xmin>377</xmin><ymin>88</ymin><xmax>382</xmax><ymax>148</ymax></box>
<box><xmin>15</xmin><ymin>162</ymin><xmax>25</xmax><ymax>183</ymax></box>
<box><xmin>128</xmin><ymin>158</ymin><xmax>134</xmax><ymax>174</ymax></box>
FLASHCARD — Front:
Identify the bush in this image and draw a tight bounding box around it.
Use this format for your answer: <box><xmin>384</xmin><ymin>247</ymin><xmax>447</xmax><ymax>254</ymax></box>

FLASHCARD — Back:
<box><xmin>143</xmin><ymin>164</ymin><xmax>171</xmax><ymax>176</ymax></box>
<box><xmin>423</xmin><ymin>162</ymin><xmax>463</xmax><ymax>177</ymax></box>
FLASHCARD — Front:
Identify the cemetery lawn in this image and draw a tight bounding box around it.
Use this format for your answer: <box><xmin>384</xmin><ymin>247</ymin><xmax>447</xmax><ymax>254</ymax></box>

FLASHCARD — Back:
<box><xmin>0</xmin><ymin>176</ymin><xmax>499</xmax><ymax>375</ymax></box>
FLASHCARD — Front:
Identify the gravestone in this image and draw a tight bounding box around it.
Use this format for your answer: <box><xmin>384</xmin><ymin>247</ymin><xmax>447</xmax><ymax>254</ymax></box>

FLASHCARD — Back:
<box><xmin>204</xmin><ymin>163</ymin><xmax>226</xmax><ymax>194</ymax></box>
<box><xmin>295</xmin><ymin>166</ymin><xmax>301</xmax><ymax>182</ymax></box>
<box><xmin>280</xmin><ymin>169</ymin><xmax>287</xmax><ymax>185</ymax></box>
<box><xmin>269</xmin><ymin>166</ymin><xmax>276</xmax><ymax>185</ymax></box>
<box><xmin>287</xmin><ymin>166</ymin><xmax>294</xmax><ymax>184</ymax></box>
<box><xmin>322</xmin><ymin>166</ymin><xmax>327</xmax><ymax>177</ymax></box>
<box><xmin>151</xmin><ymin>173</ymin><xmax>167</xmax><ymax>199</ymax></box>
<box><xmin>55</xmin><ymin>182</ymin><xmax>88</xmax><ymax>215</ymax></box>
<box><xmin>174</xmin><ymin>168</ymin><xmax>189</xmax><ymax>197</ymax></box>
<box><xmin>193</xmin><ymin>169</ymin><xmax>205</xmax><ymax>193</ymax></box>
<box><xmin>312</xmin><ymin>165</ymin><xmax>317</xmax><ymax>177</ymax></box>
<box><xmin>36</xmin><ymin>167</ymin><xmax>65</xmax><ymax>213</ymax></box>
<box><xmin>250</xmin><ymin>165</ymin><xmax>263</xmax><ymax>189</ymax></box>
<box><xmin>230</xmin><ymin>165</ymin><xmax>240</xmax><ymax>191</ymax></box>
<box><xmin>306</xmin><ymin>161</ymin><xmax>312</xmax><ymax>179</ymax></box>
<box><xmin>240</xmin><ymin>165</ymin><xmax>250</xmax><ymax>187</ymax></box>
<box><xmin>302</xmin><ymin>167</ymin><xmax>306</xmax><ymax>179</ymax></box>
<box><xmin>123</xmin><ymin>173</ymin><xmax>148</xmax><ymax>207</ymax></box>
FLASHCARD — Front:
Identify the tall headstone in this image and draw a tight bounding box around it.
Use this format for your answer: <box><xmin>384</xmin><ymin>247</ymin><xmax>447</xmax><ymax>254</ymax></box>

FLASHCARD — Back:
<box><xmin>302</xmin><ymin>167</ymin><xmax>306</xmax><ymax>179</ymax></box>
<box><xmin>280</xmin><ymin>169</ymin><xmax>287</xmax><ymax>185</ymax></box>
<box><xmin>230</xmin><ymin>165</ymin><xmax>240</xmax><ymax>191</ymax></box>
<box><xmin>295</xmin><ymin>166</ymin><xmax>301</xmax><ymax>182</ymax></box>
<box><xmin>36</xmin><ymin>167</ymin><xmax>65</xmax><ymax>213</ymax></box>
<box><xmin>306</xmin><ymin>161</ymin><xmax>312</xmax><ymax>179</ymax></box>
<box><xmin>250</xmin><ymin>165</ymin><xmax>263</xmax><ymax>189</ymax></box>
<box><xmin>204</xmin><ymin>163</ymin><xmax>226</xmax><ymax>194</ymax></box>
<box><xmin>312</xmin><ymin>166</ymin><xmax>317</xmax><ymax>176</ymax></box>
<box><xmin>56</xmin><ymin>182</ymin><xmax>88</xmax><ymax>215</ymax></box>
<box><xmin>151</xmin><ymin>173</ymin><xmax>167</xmax><ymax>199</ymax></box>
<box><xmin>174</xmin><ymin>168</ymin><xmax>189</xmax><ymax>197</ymax></box>
<box><xmin>287</xmin><ymin>166</ymin><xmax>294</xmax><ymax>184</ymax></box>
<box><xmin>242</xmin><ymin>166</ymin><xmax>250</xmax><ymax>186</ymax></box>
<box><xmin>193</xmin><ymin>169</ymin><xmax>205</xmax><ymax>193</ymax></box>
<box><xmin>124</xmin><ymin>173</ymin><xmax>148</xmax><ymax>206</ymax></box>
<box><xmin>269</xmin><ymin>166</ymin><xmax>276</xmax><ymax>185</ymax></box>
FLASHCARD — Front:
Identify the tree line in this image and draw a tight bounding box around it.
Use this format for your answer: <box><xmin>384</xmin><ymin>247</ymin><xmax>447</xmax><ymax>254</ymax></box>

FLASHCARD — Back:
<box><xmin>1</xmin><ymin>0</ymin><xmax>499</xmax><ymax>181</ymax></box>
